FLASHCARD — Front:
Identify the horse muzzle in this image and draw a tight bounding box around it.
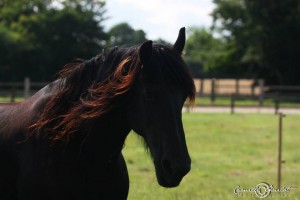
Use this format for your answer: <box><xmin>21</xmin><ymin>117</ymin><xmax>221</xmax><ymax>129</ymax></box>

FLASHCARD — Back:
<box><xmin>154</xmin><ymin>157</ymin><xmax>191</xmax><ymax>188</ymax></box>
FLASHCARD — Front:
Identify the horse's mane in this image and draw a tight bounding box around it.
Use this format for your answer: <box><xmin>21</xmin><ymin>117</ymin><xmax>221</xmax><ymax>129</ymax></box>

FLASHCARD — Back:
<box><xmin>30</xmin><ymin>46</ymin><xmax>141</xmax><ymax>141</ymax></box>
<box><xmin>30</xmin><ymin>44</ymin><xmax>195</xmax><ymax>141</ymax></box>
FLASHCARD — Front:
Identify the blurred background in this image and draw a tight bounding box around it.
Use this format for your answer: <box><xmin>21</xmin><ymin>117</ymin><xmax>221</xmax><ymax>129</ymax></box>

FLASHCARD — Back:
<box><xmin>1</xmin><ymin>0</ymin><xmax>300</xmax><ymax>107</ymax></box>
<box><xmin>1</xmin><ymin>0</ymin><xmax>300</xmax><ymax>84</ymax></box>
<box><xmin>0</xmin><ymin>0</ymin><xmax>300</xmax><ymax>199</ymax></box>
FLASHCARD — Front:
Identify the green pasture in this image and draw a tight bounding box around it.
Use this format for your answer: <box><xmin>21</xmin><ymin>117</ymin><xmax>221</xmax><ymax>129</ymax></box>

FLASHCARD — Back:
<box><xmin>192</xmin><ymin>97</ymin><xmax>300</xmax><ymax>108</ymax></box>
<box><xmin>0</xmin><ymin>96</ymin><xmax>23</xmax><ymax>102</ymax></box>
<box><xmin>2</xmin><ymin>96</ymin><xmax>300</xmax><ymax>108</ymax></box>
<box><xmin>123</xmin><ymin>113</ymin><xmax>300</xmax><ymax>200</ymax></box>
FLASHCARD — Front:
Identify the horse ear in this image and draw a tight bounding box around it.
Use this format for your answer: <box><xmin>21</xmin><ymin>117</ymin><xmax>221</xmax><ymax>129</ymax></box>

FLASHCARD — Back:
<box><xmin>139</xmin><ymin>40</ymin><xmax>153</xmax><ymax>65</ymax></box>
<box><xmin>173</xmin><ymin>27</ymin><xmax>186</xmax><ymax>54</ymax></box>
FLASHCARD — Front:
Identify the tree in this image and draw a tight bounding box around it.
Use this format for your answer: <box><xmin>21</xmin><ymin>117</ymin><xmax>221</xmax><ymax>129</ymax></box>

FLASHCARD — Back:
<box><xmin>24</xmin><ymin>6</ymin><xmax>107</xmax><ymax>80</ymax></box>
<box><xmin>185</xmin><ymin>27</ymin><xmax>214</xmax><ymax>77</ymax></box>
<box><xmin>185</xmin><ymin>27</ymin><xmax>244</xmax><ymax>77</ymax></box>
<box><xmin>0</xmin><ymin>0</ymin><xmax>107</xmax><ymax>81</ymax></box>
<box><xmin>107</xmin><ymin>23</ymin><xmax>147</xmax><ymax>47</ymax></box>
<box><xmin>212</xmin><ymin>0</ymin><xmax>300</xmax><ymax>85</ymax></box>
<box><xmin>0</xmin><ymin>0</ymin><xmax>50</xmax><ymax>80</ymax></box>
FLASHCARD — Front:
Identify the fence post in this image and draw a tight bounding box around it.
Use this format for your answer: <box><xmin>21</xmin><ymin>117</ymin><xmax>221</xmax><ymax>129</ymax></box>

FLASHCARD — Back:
<box><xmin>210</xmin><ymin>78</ymin><xmax>216</xmax><ymax>103</ymax></box>
<box><xmin>199</xmin><ymin>78</ymin><xmax>204</xmax><ymax>96</ymax></box>
<box><xmin>259</xmin><ymin>79</ymin><xmax>264</xmax><ymax>107</ymax></box>
<box><xmin>24</xmin><ymin>77</ymin><xmax>30</xmax><ymax>99</ymax></box>
<box><xmin>251</xmin><ymin>83</ymin><xmax>255</xmax><ymax>98</ymax></box>
<box><xmin>274</xmin><ymin>100</ymin><xmax>280</xmax><ymax>115</ymax></box>
<box><xmin>235</xmin><ymin>78</ymin><xmax>240</xmax><ymax>96</ymax></box>
<box><xmin>230</xmin><ymin>94</ymin><xmax>235</xmax><ymax>114</ymax></box>
<box><xmin>10</xmin><ymin>87</ymin><xmax>16</xmax><ymax>102</ymax></box>
<box><xmin>277</xmin><ymin>113</ymin><xmax>285</xmax><ymax>189</ymax></box>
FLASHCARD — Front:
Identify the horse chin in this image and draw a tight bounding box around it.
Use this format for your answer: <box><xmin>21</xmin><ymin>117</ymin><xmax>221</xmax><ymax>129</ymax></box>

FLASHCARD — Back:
<box><xmin>157</xmin><ymin>175</ymin><xmax>182</xmax><ymax>188</ymax></box>
<box><xmin>153</xmin><ymin>161</ymin><xmax>184</xmax><ymax>188</ymax></box>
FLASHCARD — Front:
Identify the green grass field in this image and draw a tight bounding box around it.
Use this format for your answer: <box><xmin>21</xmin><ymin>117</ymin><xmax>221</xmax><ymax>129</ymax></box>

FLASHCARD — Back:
<box><xmin>2</xmin><ymin>96</ymin><xmax>300</xmax><ymax>108</ymax></box>
<box><xmin>0</xmin><ymin>96</ymin><xmax>23</xmax><ymax>102</ymax></box>
<box><xmin>122</xmin><ymin>113</ymin><xmax>300</xmax><ymax>200</ymax></box>
<box><xmin>191</xmin><ymin>97</ymin><xmax>300</xmax><ymax>108</ymax></box>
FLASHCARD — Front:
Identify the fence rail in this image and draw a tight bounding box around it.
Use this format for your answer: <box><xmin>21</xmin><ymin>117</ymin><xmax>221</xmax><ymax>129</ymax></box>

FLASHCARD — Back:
<box><xmin>1</xmin><ymin>78</ymin><xmax>300</xmax><ymax>108</ymax></box>
<box><xmin>194</xmin><ymin>78</ymin><xmax>264</xmax><ymax>97</ymax></box>
<box><xmin>0</xmin><ymin>78</ymin><xmax>47</xmax><ymax>102</ymax></box>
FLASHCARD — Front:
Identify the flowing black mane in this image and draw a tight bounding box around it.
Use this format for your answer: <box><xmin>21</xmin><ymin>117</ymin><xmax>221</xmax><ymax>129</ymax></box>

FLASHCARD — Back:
<box><xmin>30</xmin><ymin>44</ymin><xmax>195</xmax><ymax>141</ymax></box>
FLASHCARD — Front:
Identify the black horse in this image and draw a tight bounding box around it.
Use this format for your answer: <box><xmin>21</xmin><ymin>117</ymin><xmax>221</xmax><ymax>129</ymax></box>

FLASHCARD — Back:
<box><xmin>0</xmin><ymin>28</ymin><xmax>195</xmax><ymax>200</ymax></box>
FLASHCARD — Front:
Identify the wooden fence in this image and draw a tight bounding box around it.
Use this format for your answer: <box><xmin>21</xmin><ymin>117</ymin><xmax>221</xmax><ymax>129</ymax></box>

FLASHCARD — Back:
<box><xmin>1</xmin><ymin>78</ymin><xmax>300</xmax><ymax>107</ymax></box>
<box><xmin>0</xmin><ymin>78</ymin><xmax>47</xmax><ymax>102</ymax></box>
<box><xmin>194</xmin><ymin>78</ymin><xmax>266</xmax><ymax>105</ymax></box>
<box><xmin>194</xmin><ymin>78</ymin><xmax>264</xmax><ymax>96</ymax></box>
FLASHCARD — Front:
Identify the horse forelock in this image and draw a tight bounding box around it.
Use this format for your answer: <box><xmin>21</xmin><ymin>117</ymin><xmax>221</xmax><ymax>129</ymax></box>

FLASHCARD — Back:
<box><xmin>152</xmin><ymin>44</ymin><xmax>196</xmax><ymax>104</ymax></box>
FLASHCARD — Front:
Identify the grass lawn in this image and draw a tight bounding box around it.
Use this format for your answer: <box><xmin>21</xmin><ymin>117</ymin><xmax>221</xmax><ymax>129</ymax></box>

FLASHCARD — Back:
<box><xmin>0</xmin><ymin>96</ymin><xmax>24</xmax><ymax>102</ymax></box>
<box><xmin>1</xmin><ymin>95</ymin><xmax>300</xmax><ymax>108</ymax></box>
<box><xmin>122</xmin><ymin>113</ymin><xmax>300</xmax><ymax>200</ymax></box>
<box><xmin>192</xmin><ymin>97</ymin><xmax>300</xmax><ymax>108</ymax></box>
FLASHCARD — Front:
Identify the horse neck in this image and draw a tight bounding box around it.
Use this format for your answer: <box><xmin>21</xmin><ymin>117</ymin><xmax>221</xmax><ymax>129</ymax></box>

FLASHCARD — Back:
<box><xmin>79</xmin><ymin>107</ymin><xmax>131</xmax><ymax>161</ymax></box>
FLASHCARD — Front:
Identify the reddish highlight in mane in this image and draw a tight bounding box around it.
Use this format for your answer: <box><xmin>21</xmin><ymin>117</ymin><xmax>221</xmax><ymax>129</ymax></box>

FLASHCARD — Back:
<box><xmin>30</xmin><ymin>55</ymin><xmax>141</xmax><ymax>141</ymax></box>
<box><xmin>29</xmin><ymin>44</ymin><xmax>196</xmax><ymax>142</ymax></box>
<box><xmin>81</xmin><ymin>57</ymin><xmax>138</xmax><ymax>118</ymax></box>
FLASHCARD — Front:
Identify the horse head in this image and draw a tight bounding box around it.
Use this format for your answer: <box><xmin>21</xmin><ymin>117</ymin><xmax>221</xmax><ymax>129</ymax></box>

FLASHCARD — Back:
<box><xmin>127</xmin><ymin>28</ymin><xmax>195</xmax><ymax>187</ymax></box>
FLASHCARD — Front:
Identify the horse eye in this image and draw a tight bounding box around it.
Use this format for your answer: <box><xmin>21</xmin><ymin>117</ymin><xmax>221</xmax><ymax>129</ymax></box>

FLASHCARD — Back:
<box><xmin>144</xmin><ymin>89</ymin><xmax>154</xmax><ymax>101</ymax></box>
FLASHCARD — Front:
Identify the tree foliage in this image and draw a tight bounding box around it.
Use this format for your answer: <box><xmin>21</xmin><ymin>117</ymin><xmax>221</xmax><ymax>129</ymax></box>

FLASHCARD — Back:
<box><xmin>0</xmin><ymin>0</ymin><xmax>106</xmax><ymax>81</ymax></box>
<box><xmin>185</xmin><ymin>27</ymin><xmax>245</xmax><ymax>78</ymax></box>
<box><xmin>3</xmin><ymin>0</ymin><xmax>300</xmax><ymax>85</ymax></box>
<box><xmin>212</xmin><ymin>0</ymin><xmax>300</xmax><ymax>84</ymax></box>
<box><xmin>185</xmin><ymin>28</ymin><xmax>215</xmax><ymax>77</ymax></box>
<box><xmin>107</xmin><ymin>22</ymin><xmax>147</xmax><ymax>47</ymax></box>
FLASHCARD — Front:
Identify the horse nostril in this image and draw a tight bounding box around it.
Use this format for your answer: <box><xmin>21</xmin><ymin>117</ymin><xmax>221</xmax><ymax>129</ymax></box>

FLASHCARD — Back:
<box><xmin>162</xmin><ymin>159</ymin><xmax>174</xmax><ymax>175</ymax></box>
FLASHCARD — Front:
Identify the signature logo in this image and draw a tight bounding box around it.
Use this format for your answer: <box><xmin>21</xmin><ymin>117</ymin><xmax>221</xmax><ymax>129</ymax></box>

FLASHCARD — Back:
<box><xmin>234</xmin><ymin>182</ymin><xmax>297</xmax><ymax>198</ymax></box>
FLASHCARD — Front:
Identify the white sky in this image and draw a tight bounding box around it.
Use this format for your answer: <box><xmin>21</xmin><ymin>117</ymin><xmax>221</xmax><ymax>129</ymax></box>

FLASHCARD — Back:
<box><xmin>105</xmin><ymin>0</ymin><xmax>215</xmax><ymax>42</ymax></box>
